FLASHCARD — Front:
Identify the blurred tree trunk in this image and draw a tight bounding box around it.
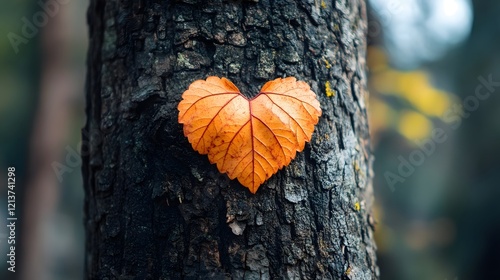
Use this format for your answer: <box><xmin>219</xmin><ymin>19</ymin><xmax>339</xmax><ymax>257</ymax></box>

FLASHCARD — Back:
<box><xmin>83</xmin><ymin>0</ymin><xmax>377</xmax><ymax>279</ymax></box>
<box><xmin>440</xmin><ymin>0</ymin><xmax>500</xmax><ymax>278</ymax></box>
<box><xmin>20</xmin><ymin>3</ymin><xmax>73</xmax><ymax>280</ymax></box>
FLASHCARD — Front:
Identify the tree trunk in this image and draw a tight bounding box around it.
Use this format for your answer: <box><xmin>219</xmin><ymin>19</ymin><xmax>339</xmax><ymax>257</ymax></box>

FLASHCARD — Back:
<box><xmin>83</xmin><ymin>0</ymin><xmax>377</xmax><ymax>279</ymax></box>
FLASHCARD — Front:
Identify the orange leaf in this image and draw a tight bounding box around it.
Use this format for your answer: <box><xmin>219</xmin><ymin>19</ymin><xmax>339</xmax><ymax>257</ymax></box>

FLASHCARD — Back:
<box><xmin>178</xmin><ymin>76</ymin><xmax>322</xmax><ymax>194</ymax></box>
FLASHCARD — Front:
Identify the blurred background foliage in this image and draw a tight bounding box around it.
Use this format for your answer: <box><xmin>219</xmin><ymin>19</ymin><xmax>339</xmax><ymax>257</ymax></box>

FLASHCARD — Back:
<box><xmin>369</xmin><ymin>0</ymin><xmax>500</xmax><ymax>280</ymax></box>
<box><xmin>0</xmin><ymin>0</ymin><xmax>499</xmax><ymax>279</ymax></box>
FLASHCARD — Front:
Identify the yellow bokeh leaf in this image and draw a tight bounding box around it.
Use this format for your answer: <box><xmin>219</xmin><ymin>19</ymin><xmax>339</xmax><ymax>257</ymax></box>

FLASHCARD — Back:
<box><xmin>398</xmin><ymin>110</ymin><xmax>432</xmax><ymax>141</ymax></box>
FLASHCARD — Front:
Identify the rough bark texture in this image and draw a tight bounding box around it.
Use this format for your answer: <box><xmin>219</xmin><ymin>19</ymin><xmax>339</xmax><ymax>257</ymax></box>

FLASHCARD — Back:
<box><xmin>83</xmin><ymin>0</ymin><xmax>377</xmax><ymax>279</ymax></box>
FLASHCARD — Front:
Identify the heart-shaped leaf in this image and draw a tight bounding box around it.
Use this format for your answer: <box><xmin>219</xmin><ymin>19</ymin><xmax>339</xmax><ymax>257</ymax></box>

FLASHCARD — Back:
<box><xmin>178</xmin><ymin>76</ymin><xmax>322</xmax><ymax>193</ymax></box>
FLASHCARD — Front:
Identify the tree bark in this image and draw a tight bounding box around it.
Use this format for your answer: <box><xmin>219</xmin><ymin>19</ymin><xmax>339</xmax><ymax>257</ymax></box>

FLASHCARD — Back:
<box><xmin>83</xmin><ymin>0</ymin><xmax>377</xmax><ymax>279</ymax></box>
